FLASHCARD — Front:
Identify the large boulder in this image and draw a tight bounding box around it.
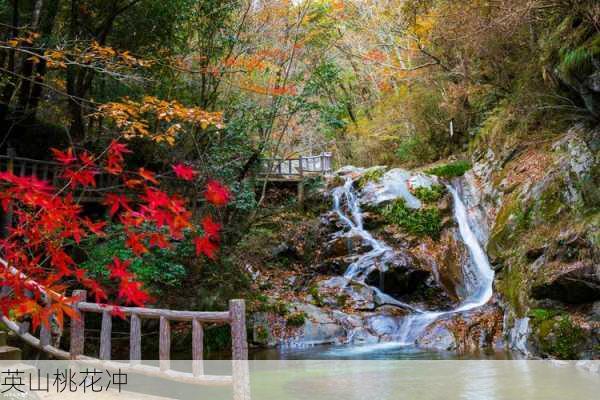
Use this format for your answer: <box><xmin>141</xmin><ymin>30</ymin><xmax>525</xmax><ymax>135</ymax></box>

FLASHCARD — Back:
<box><xmin>416</xmin><ymin>305</ymin><xmax>504</xmax><ymax>352</ymax></box>
<box><xmin>292</xmin><ymin>303</ymin><xmax>346</xmax><ymax>345</ymax></box>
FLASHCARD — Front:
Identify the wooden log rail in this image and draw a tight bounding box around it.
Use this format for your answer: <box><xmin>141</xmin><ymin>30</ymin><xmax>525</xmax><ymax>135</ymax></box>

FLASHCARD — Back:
<box><xmin>258</xmin><ymin>152</ymin><xmax>333</xmax><ymax>179</ymax></box>
<box><xmin>0</xmin><ymin>258</ymin><xmax>250</xmax><ymax>398</ymax></box>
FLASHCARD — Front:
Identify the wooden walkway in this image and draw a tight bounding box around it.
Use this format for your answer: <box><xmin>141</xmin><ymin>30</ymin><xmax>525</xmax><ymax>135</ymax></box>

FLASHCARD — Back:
<box><xmin>0</xmin><ymin>258</ymin><xmax>250</xmax><ymax>399</ymax></box>
<box><xmin>257</xmin><ymin>153</ymin><xmax>333</xmax><ymax>181</ymax></box>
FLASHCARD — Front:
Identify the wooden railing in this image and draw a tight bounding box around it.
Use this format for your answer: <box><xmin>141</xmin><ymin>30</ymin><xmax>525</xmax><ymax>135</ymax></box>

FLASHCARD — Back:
<box><xmin>258</xmin><ymin>152</ymin><xmax>333</xmax><ymax>179</ymax></box>
<box><xmin>0</xmin><ymin>154</ymin><xmax>122</xmax><ymax>193</ymax></box>
<box><xmin>0</xmin><ymin>257</ymin><xmax>250</xmax><ymax>398</ymax></box>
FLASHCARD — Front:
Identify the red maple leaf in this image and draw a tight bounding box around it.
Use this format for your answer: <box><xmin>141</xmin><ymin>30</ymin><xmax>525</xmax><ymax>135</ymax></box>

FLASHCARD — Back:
<box><xmin>103</xmin><ymin>193</ymin><xmax>131</xmax><ymax>216</ymax></box>
<box><xmin>109</xmin><ymin>257</ymin><xmax>133</xmax><ymax>280</ymax></box>
<box><xmin>194</xmin><ymin>236</ymin><xmax>218</xmax><ymax>259</ymax></box>
<box><xmin>62</xmin><ymin>168</ymin><xmax>97</xmax><ymax>188</ymax></box>
<box><xmin>204</xmin><ymin>180</ymin><xmax>231</xmax><ymax>207</ymax></box>
<box><xmin>148</xmin><ymin>232</ymin><xmax>170</xmax><ymax>249</ymax></box>
<box><xmin>82</xmin><ymin>218</ymin><xmax>107</xmax><ymax>236</ymax></box>
<box><xmin>79</xmin><ymin>152</ymin><xmax>96</xmax><ymax>167</ymax></box>
<box><xmin>138</xmin><ymin>168</ymin><xmax>159</xmax><ymax>184</ymax></box>
<box><xmin>51</xmin><ymin>148</ymin><xmax>76</xmax><ymax>165</ymax></box>
<box><xmin>118</xmin><ymin>280</ymin><xmax>150</xmax><ymax>307</ymax></box>
<box><xmin>201</xmin><ymin>215</ymin><xmax>221</xmax><ymax>240</ymax></box>
<box><xmin>172</xmin><ymin>163</ymin><xmax>197</xmax><ymax>181</ymax></box>
<box><xmin>126</xmin><ymin>233</ymin><xmax>148</xmax><ymax>256</ymax></box>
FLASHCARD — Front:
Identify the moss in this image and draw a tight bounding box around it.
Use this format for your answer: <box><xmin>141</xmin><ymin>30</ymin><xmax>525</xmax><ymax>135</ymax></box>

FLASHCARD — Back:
<box><xmin>413</xmin><ymin>184</ymin><xmax>446</xmax><ymax>203</ymax></box>
<box><xmin>426</xmin><ymin>160</ymin><xmax>471</xmax><ymax>178</ymax></box>
<box><xmin>381</xmin><ymin>199</ymin><xmax>442</xmax><ymax>239</ymax></box>
<box><xmin>530</xmin><ymin>310</ymin><xmax>586</xmax><ymax>359</ymax></box>
<box><xmin>356</xmin><ymin>167</ymin><xmax>386</xmax><ymax>188</ymax></box>
<box><xmin>308</xmin><ymin>285</ymin><xmax>324</xmax><ymax>306</ymax></box>
<box><xmin>285</xmin><ymin>312</ymin><xmax>306</xmax><ymax>327</ymax></box>
<box><xmin>488</xmin><ymin>193</ymin><xmax>526</xmax><ymax>259</ymax></box>
<box><xmin>534</xmin><ymin>178</ymin><xmax>567</xmax><ymax>222</ymax></box>
<box><xmin>496</xmin><ymin>257</ymin><xmax>528</xmax><ymax>316</ymax></box>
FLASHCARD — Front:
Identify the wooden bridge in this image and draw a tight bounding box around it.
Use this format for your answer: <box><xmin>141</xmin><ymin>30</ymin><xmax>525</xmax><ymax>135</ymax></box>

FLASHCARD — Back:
<box><xmin>0</xmin><ymin>258</ymin><xmax>250</xmax><ymax>399</ymax></box>
<box><xmin>258</xmin><ymin>152</ymin><xmax>333</xmax><ymax>181</ymax></box>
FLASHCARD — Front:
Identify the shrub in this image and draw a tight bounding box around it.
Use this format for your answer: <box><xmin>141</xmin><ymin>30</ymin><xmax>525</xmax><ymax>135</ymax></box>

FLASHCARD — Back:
<box><xmin>286</xmin><ymin>312</ymin><xmax>306</xmax><ymax>327</ymax></box>
<box><xmin>413</xmin><ymin>184</ymin><xmax>446</xmax><ymax>203</ymax></box>
<box><xmin>426</xmin><ymin>160</ymin><xmax>471</xmax><ymax>178</ymax></box>
<box><xmin>80</xmin><ymin>225</ymin><xmax>189</xmax><ymax>294</ymax></box>
<box><xmin>356</xmin><ymin>168</ymin><xmax>386</xmax><ymax>189</ymax></box>
<box><xmin>382</xmin><ymin>199</ymin><xmax>442</xmax><ymax>238</ymax></box>
<box><xmin>530</xmin><ymin>310</ymin><xmax>585</xmax><ymax>359</ymax></box>
<box><xmin>308</xmin><ymin>285</ymin><xmax>324</xmax><ymax>306</ymax></box>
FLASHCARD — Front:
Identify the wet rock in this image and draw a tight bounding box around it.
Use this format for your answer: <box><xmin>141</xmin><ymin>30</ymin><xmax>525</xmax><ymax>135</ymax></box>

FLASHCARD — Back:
<box><xmin>314</xmin><ymin>256</ymin><xmax>356</xmax><ymax>275</ymax></box>
<box><xmin>348</xmin><ymin>327</ymin><xmax>379</xmax><ymax>344</ymax></box>
<box><xmin>418</xmin><ymin>305</ymin><xmax>504</xmax><ymax>352</ymax></box>
<box><xmin>362</xmin><ymin>211</ymin><xmax>386</xmax><ymax>230</ymax></box>
<box><xmin>366</xmin><ymin>315</ymin><xmax>402</xmax><ymax>337</ymax></box>
<box><xmin>417</xmin><ymin>322</ymin><xmax>457</xmax><ymax>351</ymax></box>
<box><xmin>532</xmin><ymin>261</ymin><xmax>600</xmax><ymax>304</ymax></box>
<box><xmin>360</xmin><ymin>168</ymin><xmax>424</xmax><ymax>209</ymax></box>
<box><xmin>323</xmin><ymin>234</ymin><xmax>372</xmax><ymax>258</ymax></box>
<box><xmin>292</xmin><ymin>303</ymin><xmax>346</xmax><ymax>345</ymax></box>
<box><xmin>410</xmin><ymin>229</ymin><xmax>467</xmax><ymax>302</ymax></box>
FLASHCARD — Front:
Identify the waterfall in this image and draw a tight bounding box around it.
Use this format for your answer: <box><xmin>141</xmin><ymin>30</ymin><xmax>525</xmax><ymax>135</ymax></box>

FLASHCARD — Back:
<box><xmin>332</xmin><ymin>178</ymin><xmax>418</xmax><ymax>310</ymax></box>
<box><xmin>331</xmin><ymin>176</ymin><xmax>495</xmax><ymax>346</ymax></box>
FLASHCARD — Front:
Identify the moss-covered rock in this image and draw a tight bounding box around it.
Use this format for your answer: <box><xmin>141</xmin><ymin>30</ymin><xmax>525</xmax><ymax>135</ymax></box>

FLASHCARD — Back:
<box><xmin>529</xmin><ymin>309</ymin><xmax>587</xmax><ymax>359</ymax></box>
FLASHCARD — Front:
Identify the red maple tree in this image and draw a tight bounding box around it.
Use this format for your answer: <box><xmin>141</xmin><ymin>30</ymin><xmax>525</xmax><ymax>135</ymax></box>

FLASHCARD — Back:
<box><xmin>0</xmin><ymin>142</ymin><xmax>230</xmax><ymax>330</ymax></box>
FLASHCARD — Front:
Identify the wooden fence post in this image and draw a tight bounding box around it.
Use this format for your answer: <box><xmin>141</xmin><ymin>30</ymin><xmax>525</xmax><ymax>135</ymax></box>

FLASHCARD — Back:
<box><xmin>159</xmin><ymin>316</ymin><xmax>171</xmax><ymax>371</ymax></box>
<box><xmin>69</xmin><ymin>290</ymin><xmax>86</xmax><ymax>359</ymax></box>
<box><xmin>192</xmin><ymin>318</ymin><xmax>204</xmax><ymax>376</ymax></box>
<box><xmin>130</xmin><ymin>313</ymin><xmax>142</xmax><ymax>364</ymax></box>
<box><xmin>229</xmin><ymin>299</ymin><xmax>247</xmax><ymax>360</ymax></box>
<box><xmin>99</xmin><ymin>310</ymin><xmax>112</xmax><ymax>360</ymax></box>
<box><xmin>230</xmin><ymin>299</ymin><xmax>250</xmax><ymax>400</ymax></box>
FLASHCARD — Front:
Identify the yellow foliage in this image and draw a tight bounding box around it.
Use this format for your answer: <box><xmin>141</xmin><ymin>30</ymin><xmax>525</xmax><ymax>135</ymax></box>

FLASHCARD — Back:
<box><xmin>97</xmin><ymin>97</ymin><xmax>223</xmax><ymax>145</ymax></box>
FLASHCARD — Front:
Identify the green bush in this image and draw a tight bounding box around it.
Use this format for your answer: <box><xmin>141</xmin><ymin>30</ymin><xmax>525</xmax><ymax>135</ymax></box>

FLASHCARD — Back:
<box><xmin>529</xmin><ymin>309</ymin><xmax>585</xmax><ymax>359</ymax></box>
<box><xmin>356</xmin><ymin>168</ymin><xmax>386</xmax><ymax>189</ymax></box>
<box><xmin>413</xmin><ymin>184</ymin><xmax>446</xmax><ymax>203</ymax></box>
<box><xmin>80</xmin><ymin>225</ymin><xmax>190</xmax><ymax>294</ymax></box>
<box><xmin>426</xmin><ymin>160</ymin><xmax>471</xmax><ymax>178</ymax></box>
<box><xmin>286</xmin><ymin>312</ymin><xmax>306</xmax><ymax>327</ymax></box>
<box><xmin>382</xmin><ymin>199</ymin><xmax>442</xmax><ymax>238</ymax></box>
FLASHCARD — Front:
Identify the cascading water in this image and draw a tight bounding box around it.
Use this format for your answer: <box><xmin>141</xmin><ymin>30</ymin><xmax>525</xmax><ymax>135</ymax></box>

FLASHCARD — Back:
<box><xmin>331</xmin><ymin>175</ymin><xmax>495</xmax><ymax>346</ymax></box>
<box><xmin>332</xmin><ymin>179</ymin><xmax>417</xmax><ymax>311</ymax></box>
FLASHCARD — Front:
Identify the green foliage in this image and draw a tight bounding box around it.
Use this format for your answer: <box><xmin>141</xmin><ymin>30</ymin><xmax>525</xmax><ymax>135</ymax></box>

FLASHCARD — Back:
<box><xmin>308</xmin><ymin>285</ymin><xmax>324</xmax><ymax>306</ymax></box>
<box><xmin>286</xmin><ymin>312</ymin><xmax>306</xmax><ymax>327</ymax></box>
<box><xmin>530</xmin><ymin>309</ymin><xmax>585</xmax><ymax>359</ymax></box>
<box><xmin>413</xmin><ymin>184</ymin><xmax>446</xmax><ymax>203</ymax></box>
<box><xmin>426</xmin><ymin>161</ymin><xmax>471</xmax><ymax>178</ymax></box>
<box><xmin>356</xmin><ymin>168</ymin><xmax>386</xmax><ymax>189</ymax></box>
<box><xmin>80</xmin><ymin>225</ymin><xmax>189</xmax><ymax>294</ymax></box>
<box><xmin>381</xmin><ymin>199</ymin><xmax>442</xmax><ymax>239</ymax></box>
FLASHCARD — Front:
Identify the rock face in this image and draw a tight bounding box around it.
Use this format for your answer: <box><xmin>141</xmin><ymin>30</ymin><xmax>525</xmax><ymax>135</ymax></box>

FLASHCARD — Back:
<box><xmin>532</xmin><ymin>262</ymin><xmax>600</xmax><ymax>304</ymax></box>
<box><xmin>463</xmin><ymin>124</ymin><xmax>600</xmax><ymax>359</ymax></box>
